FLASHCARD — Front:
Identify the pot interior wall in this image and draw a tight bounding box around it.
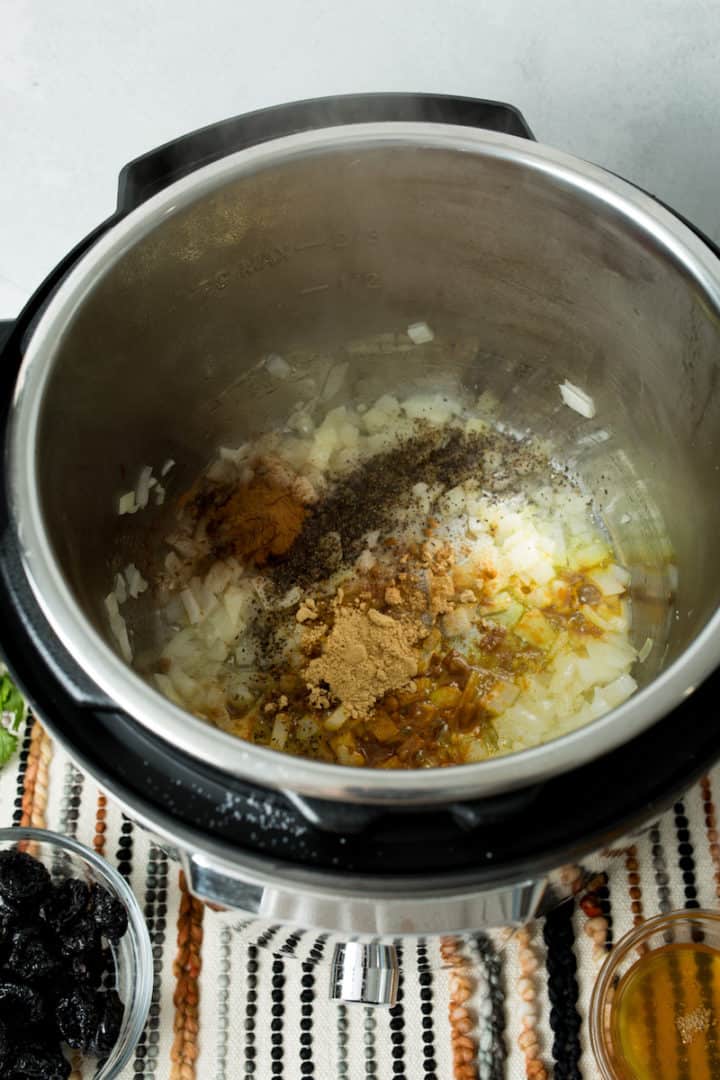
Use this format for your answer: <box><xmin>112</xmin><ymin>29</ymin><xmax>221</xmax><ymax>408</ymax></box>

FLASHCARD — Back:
<box><xmin>34</xmin><ymin>140</ymin><xmax>720</xmax><ymax>692</ymax></box>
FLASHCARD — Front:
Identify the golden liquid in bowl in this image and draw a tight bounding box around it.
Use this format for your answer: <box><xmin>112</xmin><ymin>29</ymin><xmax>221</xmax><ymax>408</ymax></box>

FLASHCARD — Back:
<box><xmin>611</xmin><ymin>941</ymin><xmax>720</xmax><ymax>1079</ymax></box>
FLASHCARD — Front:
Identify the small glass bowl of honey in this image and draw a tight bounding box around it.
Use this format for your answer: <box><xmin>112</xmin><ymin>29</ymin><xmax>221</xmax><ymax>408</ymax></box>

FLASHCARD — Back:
<box><xmin>590</xmin><ymin>909</ymin><xmax>720</xmax><ymax>1080</ymax></box>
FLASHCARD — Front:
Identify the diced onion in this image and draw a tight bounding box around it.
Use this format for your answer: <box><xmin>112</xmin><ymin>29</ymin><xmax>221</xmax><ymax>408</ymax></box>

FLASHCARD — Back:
<box><xmin>181</xmin><ymin>588</ymin><xmax>202</xmax><ymax>625</ymax></box>
<box><xmin>407</xmin><ymin>321</ymin><xmax>435</xmax><ymax>344</ymax></box>
<box><xmin>124</xmin><ymin>563</ymin><xmax>148</xmax><ymax>599</ymax></box>
<box><xmin>113</xmin><ymin>573</ymin><xmax>127</xmax><ymax>605</ymax></box>
<box><xmin>118</xmin><ymin>491</ymin><xmax>136</xmax><ymax>515</ymax></box>
<box><xmin>135</xmin><ymin>465</ymin><xmax>153</xmax><ymax>509</ymax></box>
<box><xmin>265</xmin><ymin>353</ymin><xmax>291</xmax><ymax>379</ymax></box>
<box><xmin>638</xmin><ymin>636</ymin><xmax>654</xmax><ymax>663</ymax></box>
<box><xmin>559</xmin><ymin>380</ymin><xmax>596</xmax><ymax>419</ymax></box>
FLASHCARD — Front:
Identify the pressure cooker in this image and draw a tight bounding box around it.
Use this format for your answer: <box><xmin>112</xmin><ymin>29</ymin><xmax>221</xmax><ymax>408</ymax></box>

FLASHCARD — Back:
<box><xmin>2</xmin><ymin>94</ymin><xmax>720</xmax><ymax>1005</ymax></box>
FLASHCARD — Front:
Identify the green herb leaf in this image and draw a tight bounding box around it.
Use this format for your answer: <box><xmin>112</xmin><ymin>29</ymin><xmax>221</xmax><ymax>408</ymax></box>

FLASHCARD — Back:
<box><xmin>0</xmin><ymin>726</ymin><xmax>18</xmax><ymax>767</ymax></box>
<box><xmin>0</xmin><ymin>671</ymin><xmax>26</xmax><ymax>732</ymax></box>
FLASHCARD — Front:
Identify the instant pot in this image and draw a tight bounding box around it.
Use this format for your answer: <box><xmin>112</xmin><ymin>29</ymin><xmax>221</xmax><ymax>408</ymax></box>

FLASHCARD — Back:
<box><xmin>2</xmin><ymin>94</ymin><xmax>720</xmax><ymax>1005</ymax></box>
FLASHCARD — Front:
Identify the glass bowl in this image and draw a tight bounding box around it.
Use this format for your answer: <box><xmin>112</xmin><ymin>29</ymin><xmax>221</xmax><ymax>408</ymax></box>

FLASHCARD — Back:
<box><xmin>0</xmin><ymin>826</ymin><xmax>152</xmax><ymax>1079</ymax></box>
<box><xmin>589</xmin><ymin>908</ymin><xmax>720</xmax><ymax>1079</ymax></box>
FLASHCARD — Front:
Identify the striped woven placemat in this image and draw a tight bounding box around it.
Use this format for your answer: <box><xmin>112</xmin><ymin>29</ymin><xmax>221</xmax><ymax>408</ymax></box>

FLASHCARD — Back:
<box><xmin>6</xmin><ymin>712</ymin><xmax>718</xmax><ymax>1079</ymax></box>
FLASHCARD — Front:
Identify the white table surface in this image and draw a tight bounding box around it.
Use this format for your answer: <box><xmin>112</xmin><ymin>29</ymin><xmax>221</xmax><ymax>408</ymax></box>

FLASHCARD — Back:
<box><xmin>2</xmin><ymin>0</ymin><xmax>719</xmax><ymax>319</ymax></box>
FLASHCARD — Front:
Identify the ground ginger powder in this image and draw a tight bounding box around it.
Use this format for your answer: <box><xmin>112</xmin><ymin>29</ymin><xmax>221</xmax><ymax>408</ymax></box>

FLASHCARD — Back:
<box><xmin>304</xmin><ymin>606</ymin><xmax>424</xmax><ymax>719</ymax></box>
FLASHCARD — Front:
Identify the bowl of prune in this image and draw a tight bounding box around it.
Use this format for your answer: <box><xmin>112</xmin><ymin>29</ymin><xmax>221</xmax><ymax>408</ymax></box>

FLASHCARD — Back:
<box><xmin>0</xmin><ymin>826</ymin><xmax>152</xmax><ymax>1078</ymax></box>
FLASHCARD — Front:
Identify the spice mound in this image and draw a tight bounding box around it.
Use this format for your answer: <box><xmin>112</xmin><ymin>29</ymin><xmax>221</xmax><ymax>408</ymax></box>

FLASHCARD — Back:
<box><xmin>184</xmin><ymin>456</ymin><xmax>310</xmax><ymax>566</ymax></box>
<box><xmin>123</xmin><ymin>388</ymin><xmax>638</xmax><ymax>769</ymax></box>
<box><xmin>305</xmin><ymin>604</ymin><xmax>423</xmax><ymax>718</ymax></box>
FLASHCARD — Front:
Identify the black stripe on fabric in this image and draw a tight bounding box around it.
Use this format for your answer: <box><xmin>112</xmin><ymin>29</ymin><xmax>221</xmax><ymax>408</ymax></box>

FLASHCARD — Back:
<box><xmin>244</xmin><ymin>942</ymin><xmax>259</xmax><ymax>1078</ymax></box>
<box><xmin>297</xmin><ymin>934</ymin><xmax>328</xmax><ymax>1080</ymax></box>
<box><xmin>133</xmin><ymin>845</ymin><xmax>169</xmax><ymax>1078</ymax></box>
<box><xmin>673</xmin><ymin>799</ymin><xmax>708</xmax><ymax>1080</ymax></box>
<box><xmin>277</xmin><ymin>928</ymin><xmax>305</xmax><ymax>958</ymax></box>
<box><xmin>61</xmin><ymin>761</ymin><xmax>84</xmax><ymax>839</ymax></box>
<box><xmin>674</xmin><ymin>800</ymin><xmax>700</xmax><ymax>910</ymax></box>
<box><xmin>244</xmin><ymin>920</ymin><xmax>283</xmax><ymax>1079</ymax></box>
<box><xmin>12</xmin><ymin>712</ymin><xmax>35</xmax><ymax>825</ymax></box>
<box><xmin>543</xmin><ymin>900</ymin><xmax>581</xmax><ymax>1080</ymax></box>
<box><xmin>416</xmin><ymin>939</ymin><xmax>437</xmax><ymax>1080</ymax></box>
<box><xmin>270</xmin><ymin>952</ymin><xmax>287</xmax><ymax>1077</ymax></box>
<box><xmin>115</xmin><ymin>814</ymin><xmax>134</xmax><ymax>883</ymax></box>
<box><xmin>255</xmin><ymin>923</ymin><xmax>282</xmax><ymax>949</ymax></box>
<box><xmin>474</xmin><ymin>933</ymin><xmax>507</xmax><ymax>1080</ymax></box>
<box><xmin>650</xmin><ymin>823</ymin><xmax>672</xmax><ymax>913</ymax></box>
<box><xmin>389</xmin><ymin>941</ymin><xmax>406</xmax><ymax>1079</ymax></box>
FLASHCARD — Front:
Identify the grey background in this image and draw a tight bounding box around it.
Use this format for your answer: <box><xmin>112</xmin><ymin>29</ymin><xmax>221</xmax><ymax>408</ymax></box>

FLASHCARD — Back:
<box><xmin>1</xmin><ymin>0</ymin><xmax>719</xmax><ymax>316</ymax></box>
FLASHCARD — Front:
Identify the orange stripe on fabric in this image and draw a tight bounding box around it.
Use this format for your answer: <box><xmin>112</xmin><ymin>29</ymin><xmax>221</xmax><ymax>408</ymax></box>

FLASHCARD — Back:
<box><xmin>170</xmin><ymin>870</ymin><xmax>204</xmax><ymax>1080</ymax></box>
<box><xmin>701</xmin><ymin>775</ymin><xmax>720</xmax><ymax>901</ymax></box>
<box><xmin>441</xmin><ymin>936</ymin><xmax>480</xmax><ymax>1080</ymax></box>
<box><xmin>93</xmin><ymin>791</ymin><xmax>107</xmax><ymax>857</ymax></box>
<box><xmin>514</xmin><ymin>925</ymin><xmax>549</xmax><ymax>1080</ymax></box>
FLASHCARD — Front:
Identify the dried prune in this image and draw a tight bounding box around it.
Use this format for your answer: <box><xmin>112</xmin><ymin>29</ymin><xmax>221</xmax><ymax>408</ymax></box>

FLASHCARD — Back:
<box><xmin>58</xmin><ymin>915</ymin><xmax>98</xmax><ymax>957</ymax></box>
<box><xmin>93</xmin><ymin>989</ymin><xmax>124</xmax><ymax>1053</ymax></box>
<box><xmin>89</xmin><ymin>884</ymin><xmax>128</xmax><ymax>942</ymax></box>
<box><xmin>0</xmin><ymin>850</ymin><xmax>128</xmax><ymax>1069</ymax></box>
<box><xmin>10</xmin><ymin>1042</ymin><xmax>71</xmax><ymax>1079</ymax></box>
<box><xmin>56</xmin><ymin>986</ymin><xmax>99</xmax><ymax>1051</ymax></box>
<box><xmin>5</xmin><ymin>927</ymin><xmax>60</xmax><ymax>983</ymax></box>
<box><xmin>0</xmin><ymin>981</ymin><xmax>45</xmax><ymax>1026</ymax></box>
<box><xmin>70</xmin><ymin>948</ymin><xmax>106</xmax><ymax>988</ymax></box>
<box><xmin>0</xmin><ymin>851</ymin><xmax>50</xmax><ymax>908</ymax></box>
<box><xmin>39</xmin><ymin>879</ymin><xmax>89</xmax><ymax>930</ymax></box>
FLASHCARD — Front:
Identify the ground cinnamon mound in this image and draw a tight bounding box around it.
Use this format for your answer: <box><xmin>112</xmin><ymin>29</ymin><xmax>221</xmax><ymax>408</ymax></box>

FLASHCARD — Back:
<box><xmin>204</xmin><ymin>471</ymin><xmax>306</xmax><ymax>565</ymax></box>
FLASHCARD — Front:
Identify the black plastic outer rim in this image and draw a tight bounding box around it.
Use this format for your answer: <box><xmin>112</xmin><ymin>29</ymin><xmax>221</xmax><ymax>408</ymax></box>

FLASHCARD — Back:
<box><xmin>0</xmin><ymin>94</ymin><xmax>719</xmax><ymax>883</ymax></box>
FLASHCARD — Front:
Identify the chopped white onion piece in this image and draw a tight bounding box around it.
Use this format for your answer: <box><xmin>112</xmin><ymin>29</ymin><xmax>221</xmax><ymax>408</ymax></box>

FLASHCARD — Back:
<box><xmin>270</xmin><ymin>713</ymin><xmax>290</xmax><ymax>749</ymax></box>
<box><xmin>154</xmin><ymin>672</ymin><xmax>182</xmax><ymax>705</ymax></box>
<box><xmin>124</xmin><ymin>563</ymin><xmax>148</xmax><ymax>599</ymax></box>
<box><xmin>356</xmin><ymin>549</ymin><xmax>375</xmax><ymax>572</ymax></box>
<box><xmin>135</xmin><ymin>465</ymin><xmax>154</xmax><ymax>509</ymax></box>
<box><xmin>118</xmin><ymin>491</ymin><xmax>136</xmax><ymax>515</ymax></box>
<box><xmin>321</xmin><ymin>361</ymin><xmax>349</xmax><ymax>401</ymax></box>
<box><xmin>181</xmin><ymin>588</ymin><xmax>202</xmax><ymax>625</ymax></box>
<box><xmin>559</xmin><ymin>380</ymin><xmax>596</xmax><ymax>419</ymax></box>
<box><xmin>265</xmin><ymin>353</ymin><xmax>291</xmax><ymax>379</ymax></box>
<box><xmin>104</xmin><ymin>592</ymin><xmax>119</xmax><ymax>619</ymax></box>
<box><xmin>407</xmin><ymin>321</ymin><xmax>435</xmax><ymax>344</ymax></box>
<box><xmin>154</xmin><ymin>484</ymin><xmax>166</xmax><ymax>506</ymax></box>
<box><xmin>161</xmin><ymin>458</ymin><xmax>176</xmax><ymax>476</ymax></box>
<box><xmin>638</xmin><ymin>636</ymin><xmax>654</xmax><ymax>663</ymax></box>
<box><xmin>324</xmin><ymin>705</ymin><xmax>347</xmax><ymax>731</ymax></box>
<box><xmin>219</xmin><ymin>445</ymin><xmax>250</xmax><ymax>464</ymax></box>
<box><xmin>113</xmin><ymin>573</ymin><xmax>127</xmax><ymax>605</ymax></box>
<box><xmin>108</xmin><ymin>609</ymin><xmax>132</xmax><ymax>662</ymax></box>
<box><xmin>589</xmin><ymin>563</ymin><xmax>631</xmax><ymax>596</ymax></box>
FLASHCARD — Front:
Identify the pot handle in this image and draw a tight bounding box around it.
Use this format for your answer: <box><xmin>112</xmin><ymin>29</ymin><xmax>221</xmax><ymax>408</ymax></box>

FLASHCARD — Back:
<box><xmin>117</xmin><ymin>93</ymin><xmax>535</xmax><ymax>213</ymax></box>
<box><xmin>182</xmin><ymin>847</ymin><xmax>547</xmax><ymax>937</ymax></box>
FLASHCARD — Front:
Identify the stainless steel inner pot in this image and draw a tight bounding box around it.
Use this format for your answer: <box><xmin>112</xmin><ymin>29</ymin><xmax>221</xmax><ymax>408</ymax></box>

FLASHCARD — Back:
<box><xmin>11</xmin><ymin>123</ymin><xmax>720</xmax><ymax>804</ymax></box>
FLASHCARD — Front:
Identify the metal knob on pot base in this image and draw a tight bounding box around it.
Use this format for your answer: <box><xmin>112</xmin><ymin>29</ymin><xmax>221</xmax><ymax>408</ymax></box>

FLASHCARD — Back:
<box><xmin>330</xmin><ymin>942</ymin><xmax>400</xmax><ymax>1006</ymax></box>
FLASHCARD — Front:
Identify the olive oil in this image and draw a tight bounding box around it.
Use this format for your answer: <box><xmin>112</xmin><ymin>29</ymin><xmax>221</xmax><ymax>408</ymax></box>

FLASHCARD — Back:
<box><xmin>611</xmin><ymin>942</ymin><xmax>720</xmax><ymax>1079</ymax></box>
